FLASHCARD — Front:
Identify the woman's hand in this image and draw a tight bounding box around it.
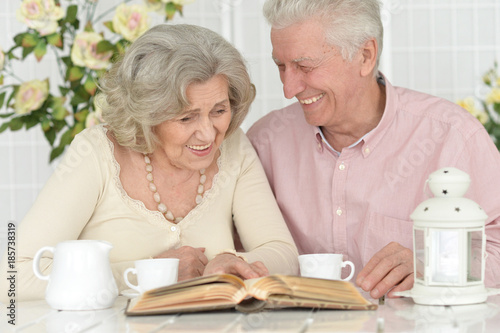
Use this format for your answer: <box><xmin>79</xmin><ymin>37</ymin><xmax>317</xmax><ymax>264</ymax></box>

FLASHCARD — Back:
<box><xmin>203</xmin><ymin>253</ymin><xmax>269</xmax><ymax>279</ymax></box>
<box><xmin>154</xmin><ymin>246</ymin><xmax>208</xmax><ymax>281</ymax></box>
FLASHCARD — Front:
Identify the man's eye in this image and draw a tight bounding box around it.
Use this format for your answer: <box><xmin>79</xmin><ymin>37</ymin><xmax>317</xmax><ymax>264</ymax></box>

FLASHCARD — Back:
<box><xmin>179</xmin><ymin>116</ymin><xmax>191</xmax><ymax>122</ymax></box>
<box><xmin>299</xmin><ymin>66</ymin><xmax>312</xmax><ymax>72</ymax></box>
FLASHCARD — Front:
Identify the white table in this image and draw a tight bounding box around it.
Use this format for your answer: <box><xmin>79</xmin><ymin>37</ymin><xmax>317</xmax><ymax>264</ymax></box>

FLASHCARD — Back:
<box><xmin>2</xmin><ymin>294</ymin><xmax>500</xmax><ymax>332</ymax></box>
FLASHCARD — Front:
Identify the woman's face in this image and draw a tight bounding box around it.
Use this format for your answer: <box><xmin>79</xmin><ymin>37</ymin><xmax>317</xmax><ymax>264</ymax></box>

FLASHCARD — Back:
<box><xmin>154</xmin><ymin>75</ymin><xmax>232</xmax><ymax>171</ymax></box>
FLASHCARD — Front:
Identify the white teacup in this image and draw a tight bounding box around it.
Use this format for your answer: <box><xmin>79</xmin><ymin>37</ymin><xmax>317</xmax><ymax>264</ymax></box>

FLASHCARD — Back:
<box><xmin>299</xmin><ymin>253</ymin><xmax>355</xmax><ymax>281</ymax></box>
<box><xmin>123</xmin><ymin>258</ymin><xmax>179</xmax><ymax>294</ymax></box>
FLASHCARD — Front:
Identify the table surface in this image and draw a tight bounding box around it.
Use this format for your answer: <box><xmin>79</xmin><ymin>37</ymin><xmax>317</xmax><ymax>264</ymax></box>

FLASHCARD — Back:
<box><xmin>2</xmin><ymin>293</ymin><xmax>500</xmax><ymax>333</ymax></box>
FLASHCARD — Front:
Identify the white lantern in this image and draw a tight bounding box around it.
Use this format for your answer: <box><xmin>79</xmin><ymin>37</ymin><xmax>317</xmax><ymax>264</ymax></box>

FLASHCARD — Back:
<box><xmin>396</xmin><ymin>167</ymin><xmax>494</xmax><ymax>305</ymax></box>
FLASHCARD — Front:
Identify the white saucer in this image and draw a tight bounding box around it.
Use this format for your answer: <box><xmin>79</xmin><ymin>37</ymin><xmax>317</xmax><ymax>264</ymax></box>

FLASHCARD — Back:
<box><xmin>121</xmin><ymin>289</ymin><xmax>140</xmax><ymax>298</ymax></box>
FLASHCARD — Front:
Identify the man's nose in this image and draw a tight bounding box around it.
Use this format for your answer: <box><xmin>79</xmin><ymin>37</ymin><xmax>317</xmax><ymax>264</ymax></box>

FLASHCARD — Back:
<box><xmin>282</xmin><ymin>69</ymin><xmax>306</xmax><ymax>99</ymax></box>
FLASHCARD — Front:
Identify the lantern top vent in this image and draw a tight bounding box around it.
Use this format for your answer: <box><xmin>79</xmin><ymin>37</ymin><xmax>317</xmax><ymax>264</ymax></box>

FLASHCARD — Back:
<box><xmin>410</xmin><ymin>167</ymin><xmax>487</xmax><ymax>224</ymax></box>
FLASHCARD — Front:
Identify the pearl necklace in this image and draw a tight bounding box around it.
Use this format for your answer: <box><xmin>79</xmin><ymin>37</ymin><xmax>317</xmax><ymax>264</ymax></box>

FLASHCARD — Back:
<box><xmin>144</xmin><ymin>154</ymin><xmax>206</xmax><ymax>223</ymax></box>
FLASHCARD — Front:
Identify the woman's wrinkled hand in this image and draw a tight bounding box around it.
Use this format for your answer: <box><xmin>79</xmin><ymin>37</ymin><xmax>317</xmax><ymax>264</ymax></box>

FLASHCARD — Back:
<box><xmin>203</xmin><ymin>253</ymin><xmax>269</xmax><ymax>280</ymax></box>
<box><xmin>154</xmin><ymin>246</ymin><xmax>208</xmax><ymax>281</ymax></box>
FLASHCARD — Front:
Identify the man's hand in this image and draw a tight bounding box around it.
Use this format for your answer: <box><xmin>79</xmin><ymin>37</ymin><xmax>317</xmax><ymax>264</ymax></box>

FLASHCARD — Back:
<box><xmin>154</xmin><ymin>246</ymin><xmax>208</xmax><ymax>281</ymax></box>
<box><xmin>203</xmin><ymin>253</ymin><xmax>269</xmax><ymax>279</ymax></box>
<box><xmin>355</xmin><ymin>242</ymin><xmax>414</xmax><ymax>299</ymax></box>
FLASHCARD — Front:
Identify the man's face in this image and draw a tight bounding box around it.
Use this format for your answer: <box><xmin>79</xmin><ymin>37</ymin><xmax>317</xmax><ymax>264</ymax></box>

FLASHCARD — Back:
<box><xmin>271</xmin><ymin>18</ymin><xmax>365</xmax><ymax>128</ymax></box>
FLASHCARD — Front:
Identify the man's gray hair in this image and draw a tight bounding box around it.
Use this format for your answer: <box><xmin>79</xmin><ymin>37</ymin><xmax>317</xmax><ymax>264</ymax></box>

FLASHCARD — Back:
<box><xmin>263</xmin><ymin>0</ymin><xmax>383</xmax><ymax>71</ymax></box>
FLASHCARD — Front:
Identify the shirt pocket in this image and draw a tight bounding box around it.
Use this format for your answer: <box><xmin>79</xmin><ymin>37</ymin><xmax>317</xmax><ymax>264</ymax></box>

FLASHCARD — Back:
<box><xmin>361</xmin><ymin>211</ymin><xmax>414</xmax><ymax>266</ymax></box>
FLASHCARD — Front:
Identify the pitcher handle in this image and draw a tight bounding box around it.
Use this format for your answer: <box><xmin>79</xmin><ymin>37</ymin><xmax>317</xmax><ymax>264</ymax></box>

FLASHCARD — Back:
<box><xmin>33</xmin><ymin>246</ymin><xmax>54</xmax><ymax>281</ymax></box>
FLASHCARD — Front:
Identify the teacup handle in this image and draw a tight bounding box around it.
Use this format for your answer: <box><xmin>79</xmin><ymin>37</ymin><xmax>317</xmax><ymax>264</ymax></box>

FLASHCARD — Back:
<box><xmin>341</xmin><ymin>260</ymin><xmax>355</xmax><ymax>281</ymax></box>
<box><xmin>123</xmin><ymin>268</ymin><xmax>142</xmax><ymax>293</ymax></box>
<box><xmin>33</xmin><ymin>246</ymin><xmax>54</xmax><ymax>281</ymax></box>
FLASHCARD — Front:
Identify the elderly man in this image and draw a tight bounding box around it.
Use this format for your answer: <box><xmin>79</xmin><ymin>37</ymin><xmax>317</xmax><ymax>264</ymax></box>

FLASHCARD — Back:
<box><xmin>247</xmin><ymin>0</ymin><xmax>500</xmax><ymax>299</ymax></box>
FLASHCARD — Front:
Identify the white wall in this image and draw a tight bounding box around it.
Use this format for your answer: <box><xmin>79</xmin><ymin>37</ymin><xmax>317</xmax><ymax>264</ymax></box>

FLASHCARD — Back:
<box><xmin>1</xmin><ymin>0</ymin><xmax>499</xmax><ymax>225</ymax></box>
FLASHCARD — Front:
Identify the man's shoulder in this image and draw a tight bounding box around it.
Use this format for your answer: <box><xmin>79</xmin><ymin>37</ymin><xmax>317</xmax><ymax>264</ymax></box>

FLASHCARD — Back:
<box><xmin>247</xmin><ymin>102</ymin><xmax>308</xmax><ymax>143</ymax></box>
<box><xmin>394</xmin><ymin>86</ymin><xmax>484</xmax><ymax>134</ymax></box>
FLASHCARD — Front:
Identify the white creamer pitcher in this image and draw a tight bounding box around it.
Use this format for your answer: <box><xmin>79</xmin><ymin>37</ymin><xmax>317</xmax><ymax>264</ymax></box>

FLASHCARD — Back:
<box><xmin>33</xmin><ymin>240</ymin><xmax>118</xmax><ymax>310</ymax></box>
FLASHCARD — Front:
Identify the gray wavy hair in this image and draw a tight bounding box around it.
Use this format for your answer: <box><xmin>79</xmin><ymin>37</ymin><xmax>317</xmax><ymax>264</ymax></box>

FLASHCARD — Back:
<box><xmin>263</xmin><ymin>0</ymin><xmax>383</xmax><ymax>73</ymax></box>
<box><xmin>98</xmin><ymin>24</ymin><xmax>256</xmax><ymax>153</ymax></box>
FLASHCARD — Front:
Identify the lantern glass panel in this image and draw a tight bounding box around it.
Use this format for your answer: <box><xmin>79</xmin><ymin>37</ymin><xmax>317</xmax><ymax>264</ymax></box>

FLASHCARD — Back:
<box><xmin>414</xmin><ymin>229</ymin><xmax>425</xmax><ymax>281</ymax></box>
<box><xmin>467</xmin><ymin>230</ymin><xmax>483</xmax><ymax>282</ymax></box>
<box><xmin>431</xmin><ymin>230</ymin><xmax>459</xmax><ymax>283</ymax></box>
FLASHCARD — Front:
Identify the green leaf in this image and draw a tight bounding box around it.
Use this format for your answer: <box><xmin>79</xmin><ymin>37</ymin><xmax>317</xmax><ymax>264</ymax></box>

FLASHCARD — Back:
<box><xmin>68</xmin><ymin>66</ymin><xmax>85</xmax><ymax>82</ymax></box>
<box><xmin>50</xmin><ymin>96</ymin><xmax>66</xmax><ymax>108</ymax></box>
<box><xmin>165</xmin><ymin>2</ymin><xmax>177</xmax><ymax>20</ymax></box>
<box><xmin>0</xmin><ymin>75</ymin><xmax>3</xmax><ymax>85</ymax></box>
<box><xmin>61</xmin><ymin>56</ymin><xmax>72</xmax><ymax>67</ymax></box>
<box><xmin>96</xmin><ymin>40</ymin><xmax>114</xmax><ymax>54</ymax></box>
<box><xmin>74</xmin><ymin>109</ymin><xmax>89</xmax><ymax>122</ymax></box>
<box><xmin>44</xmin><ymin>127</ymin><xmax>57</xmax><ymax>146</ymax></box>
<box><xmin>84</xmin><ymin>21</ymin><xmax>94</xmax><ymax>32</ymax></box>
<box><xmin>116</xmin><ymin>39</ymin><xmax>130</xmax><ymax>55</ymax></box>
<box><xmin>41</xmin><ymin>119</ymin><xmax>51</xmax><ymax>132</ymax></box>
<box><xmin>0</xmin><ymin>92</ymin><xmax>6</xmax><ymax>108</ymax></box>
<box><xmin>59</xmin><ymin>86</ymin><xmax>71</xmax><ymax>96</ymax></box>
<box><xmin>59</xmin><ymin>128</ymin><xmax>74</xmax><ymax>147</ymax></box>
<box><xmin>83</xmin><ymin>76</ymin><xmax>97</xmax><ymax>96</ymax></box>
<box><xmin>52</xmin><ymin>106</ymin><xmax>69</xmax><ymax>120</ymax></box>
<box><xmin>50</xmin><ymin>145</ymin><xmax>66</xmax><ymax>162</ymax></box>
<box><xmin>34</xmin><ymin>39</ymin><xmax>47</xmax><ymax>62</ymax></box>
<box><xmin>0</xmin><ymin>112</ymin><xmax>14</xmax><ymax>119</ymax></box>
<box><xmin>0</xmin><ymin>121</ymin><xmax>10</xmax><ymax>133</ymax></box>
<box><xmin>46</xmin><ymin>33</ymin><xmax>63</xmax><ymax>48</ymax></box>
<box><xmin>72</xmin><ymin>122</ymin><xmax>85</xmax><ymax>137</ymax></box>
<box><xmin>24</xmin><ymin>115</ymin><xmax>40</xmax><ymax>129</ymax></box>
<box><xmin>22</xmin><ymin>33</ymin><xmax>39</xmax><ymax>48</ymax></box>
<box><xmin>493</xmin><ymin>103</ymin><xmax>500</xmax><ymax>116</ymax></box>
<box><xmin>70</xmin><ymin>86</ymin><xmax>91</xmax><ymax>106</ymax></box>
<box><xmin>22</xmin><ymin>46</ymin><xmax>35</xmax><ymax>59</ymax></box>
<box><xmin>13</xmin><ymin>33</ymin><xmax>26</xmax><ymax>47</ymax></box>
<box><xmin>66</xmin><ymin>5</ymin><xmax>78</xmax><ymax>24</ymax></box>
<box><xmin>103</xmin><ymin>21</ymin><xmax>115</xmax><ymax>33</ymax></box>
<box><xmin>52</xmin><ymin>119</ymin><xmax>67</xmax><ymax>131</ymax></box>
<box><xmin>9</xmin><ymin>117</ymin><xmax>24</xmax><ymax>131</ymax></box>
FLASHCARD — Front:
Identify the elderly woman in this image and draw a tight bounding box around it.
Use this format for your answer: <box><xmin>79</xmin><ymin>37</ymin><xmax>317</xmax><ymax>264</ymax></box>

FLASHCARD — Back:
<box><xmin>2</xmin><ymin>24</ymin><xmax>298</xmax><ymax>301</ymax></box>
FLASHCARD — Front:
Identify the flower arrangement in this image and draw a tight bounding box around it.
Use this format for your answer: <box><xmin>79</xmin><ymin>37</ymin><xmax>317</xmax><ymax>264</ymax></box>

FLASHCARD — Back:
<box><xmin>0</xmin><ymin>0</ymin><xmax>195</xmax><ymax>161</ymax></box>
<box><xmin>457</xmin><ymin>62</ymin><xmax>500</xmax><ymax>151</ymax></box>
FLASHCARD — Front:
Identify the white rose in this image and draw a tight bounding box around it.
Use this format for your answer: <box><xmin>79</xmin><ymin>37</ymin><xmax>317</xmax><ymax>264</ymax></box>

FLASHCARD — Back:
<box><xmin>14</xmin><ymin>79</ymin><xmax>49</xmax><ymax>115</ymax></box>
<box><xmin>112</xmin><ymin>4</ymin><xmax>150</xmax><ymax>42</ymax></box>
<box><xmin>143</xmin><ymin>0</ymin><xmax>163</xmax><ymax>12</ymax></box>
<box><xmin>163</xmin><ymin>0</ymin><xmax>196</xmax><ymax>5</ymax></box>
<box><xmin>85</xmin><ymin>111</ymin><xmax>103</xmax><ymax>128</ymax></box>
<box><xmin>486</xmin><ymin>87</ymin><xmax>500</xmax><ymax>105</ymax></box>
<box><xmin>71</xmin><ymin>32</ymin><xmax>112</xmax><ymax>70</ymax></box>
<box><xmin>16</xmin><ymin>0</ymin><xmax>64</xmax><ymax>36</ymax></box>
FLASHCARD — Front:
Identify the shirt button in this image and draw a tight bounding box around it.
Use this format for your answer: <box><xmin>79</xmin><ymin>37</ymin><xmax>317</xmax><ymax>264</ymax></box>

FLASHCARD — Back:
<box><xmin>339</xmin><ymin>163</ymin><xmax>345</xmax><ymax>170</ymax></box>
<box><xmin>336</xmin><ymin>209</ymin><xmax>343</xmax><ymax>216</ymax></box>
<box><xmin>170</xmin><ymin>226</ymin><xmax>177</xmax><ymax>232</ymax></box>
<box><xmin>364</xmin><ymin>148</ymin><xmax>370</xmax><ymax>154</ymax></box>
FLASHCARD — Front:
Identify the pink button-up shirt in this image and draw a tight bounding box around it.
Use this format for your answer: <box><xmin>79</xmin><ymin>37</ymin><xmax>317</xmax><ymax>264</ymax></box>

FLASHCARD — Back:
<box><xmin>247</xmin><ymin>76</ymin><xmax>500</xmax><ymax>286</ymax></box>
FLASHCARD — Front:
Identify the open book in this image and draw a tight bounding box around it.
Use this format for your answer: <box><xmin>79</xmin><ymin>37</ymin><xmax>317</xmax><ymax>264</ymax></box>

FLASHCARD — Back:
<box><xmin>125</xmin><ymin>274</ymin><xmax>377</xmax><ymax>316</ymax></box>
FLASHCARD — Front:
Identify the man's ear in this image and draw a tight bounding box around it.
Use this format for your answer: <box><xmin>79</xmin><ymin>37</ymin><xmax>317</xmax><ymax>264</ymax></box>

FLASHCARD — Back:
<box><xmin>360</xmin><ymin>38</ymin><xmax>378</xmax><ymax>77</ymax></box>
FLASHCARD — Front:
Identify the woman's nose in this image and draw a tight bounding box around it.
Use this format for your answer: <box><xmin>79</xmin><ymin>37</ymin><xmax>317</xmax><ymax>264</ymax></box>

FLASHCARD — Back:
<box><xmin>195</xmin><ymin>117</ymin><xmax>216</xmax><ymax>141</ymax></box>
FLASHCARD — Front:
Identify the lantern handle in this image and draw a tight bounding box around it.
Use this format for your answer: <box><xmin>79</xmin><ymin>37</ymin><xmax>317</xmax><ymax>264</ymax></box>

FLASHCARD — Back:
<box><xmin>423</xmin><ymin>179</ymin><xmax>432</xmax><ymax>198</ymax></box>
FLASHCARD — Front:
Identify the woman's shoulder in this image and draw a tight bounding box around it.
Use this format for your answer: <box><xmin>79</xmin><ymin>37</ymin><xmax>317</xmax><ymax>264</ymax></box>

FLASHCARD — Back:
<box><xmin>222</xmin><ymin>128</ymin><xmax>256</xmax><ymax>156</ymax></box>
<box><xmin>59</xmin><ymin>125</ymin><xmax>113</xmax><ymax>166</ymax></box>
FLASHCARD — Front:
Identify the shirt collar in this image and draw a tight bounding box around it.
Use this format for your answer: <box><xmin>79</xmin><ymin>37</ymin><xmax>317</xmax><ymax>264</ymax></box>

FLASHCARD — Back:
<box><xmin>314</xmin><ymin>72</ymin><xmax>397</xmax><ymax>158</ymax></box>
